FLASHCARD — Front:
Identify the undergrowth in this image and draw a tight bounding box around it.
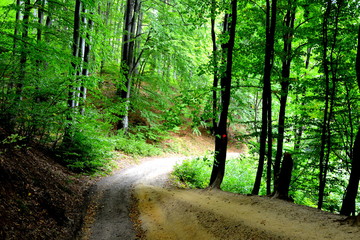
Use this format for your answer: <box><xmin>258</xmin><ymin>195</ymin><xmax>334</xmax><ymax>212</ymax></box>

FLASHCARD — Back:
<box><xmin>173</xmin><ymin>154</ymin><xmax>260</xmax><ymax>194</ymax></box>
<box><xmin>56</xmin><ymin>121</ymin><xmax>163</xmax><ymax>174</ymax></box>
<box><xmin>113</xmin><ymin>130</ymin><xmax>163</xmax><ymax>157</ymax></box>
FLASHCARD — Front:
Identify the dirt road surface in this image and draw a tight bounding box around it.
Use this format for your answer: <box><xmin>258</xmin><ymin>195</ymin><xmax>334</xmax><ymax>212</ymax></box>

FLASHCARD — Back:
<box><xmin>82</xmin><ymin>154</ymin><xmax>360</xmax><ymax>240</ymax></box>
<box><xmin>81</xmin><ymin>156</ymin><xmax>188</xmax><ymax>240</ymax></box>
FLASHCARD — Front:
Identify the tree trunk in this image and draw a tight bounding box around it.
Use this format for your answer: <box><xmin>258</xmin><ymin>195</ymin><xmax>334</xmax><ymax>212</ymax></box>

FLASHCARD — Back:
<box><xmin>64</xmin><ymin>0</ymin><xmax>82</xmax><ymax>144</ymax></box>
<box><xmin>80</xmin><ymin>11</ymin><xmax>93</xmax><ymax>115</ymax></box>
<box><xmin>252</xmin><ymin>0</ymin><xmax>277</xmax><ymax>195</ymax></box>
<box><xmin>340</xmin><ymin>24</ymin><xmax>360</xmax><ymax>216</ymax></box>
<box><xmin>17</xmin><ymin>0</ymin><xmax>31</xmax><ymax>101</ymax></box>
<box><xmin>318</xmin><ymin>0</ymin><xmax>341</xmax><ymax>210</ymax></box>
<box><xmin>68</xmin><ymin>0</ymin><xmax>82</xmax><ymax>110</ymax></box>
<box><xmin>274</xmin><ymin>0</ymin><xmax>296</xmax><ymax>194</ymax></box>
<box><xmin>209</xmin><ymin>0</ymin><xmax>237</xmax><ymax>189</ymax></box>
<box><xmin>211</xmin><ymin>0</ymin><xmax>219</xmax><ymax>135</ymax></box>
<box><xmin>273</xmin><ymin>152</ymin><xmax>293</xmax><ymax>200</ymax></box>
<box><xmin>117</xmin><ymin>0</ymin><xmax>141</xmax><ymax>131</ymax></box>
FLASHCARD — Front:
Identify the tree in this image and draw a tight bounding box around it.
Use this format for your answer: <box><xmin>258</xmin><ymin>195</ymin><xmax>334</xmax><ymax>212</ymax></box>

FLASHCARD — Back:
<box><xmin>209</xmin><ymin>0</ymin><xmax>237</xmax><ymax>189</ymax></box>
<box><xmin>318</xmin><ymin>0</ymin><xmax>343</xmax><ymax>210</ymax></box>
<box><xmin>340</xmin><ymin>24</ymin><xmax>360</xmax><ymax>216</ymax></box>
<box><xmin>16</xmin><ymin>0</ymin><xmax>31</xmax><ymax>101</ymax></box>
<box><xmin>252</xmin><ymin>0</ymin><xmax>277</xmax><ymax>195</ymax></box>
<box><xmin>117</xmin><ymin>0</ymin><xmax>142</xmax><ymax>131</ymax></box>
<box><xmin>273</xmin><ymin>0</ymin><xmax>296</xmax><ymax>194</ymax></box>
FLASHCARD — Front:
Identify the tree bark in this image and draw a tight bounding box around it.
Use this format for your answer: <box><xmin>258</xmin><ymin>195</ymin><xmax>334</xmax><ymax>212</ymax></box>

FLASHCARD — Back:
<box><xmin>274</xmin><ymin>0</ymin><xmax>296</xmax><ymax>194</ymax></box>
<box><xmin>64</xmin><ymin>0</ymin><xmax>82</xmax><ymax>144</ymax></box>
<box><xmin>80</xmin><ymin>10</ymin><xmax>93</xmax><ymax>115</ymax></box>
<box><xmin>117</xmin><ymin>0</ymin><xmax>142</xmax><ymax>131</ymax></box>
<box><xmin>17</xmin><ymin>0</ymin><xmax>31</xmax><ymax>101</ymax></box>
<box><xmin>209</xmin><ymin>0</ymin><xmax>237</xmax><ymax>189</ymax></box>
<box><xmin>211</xmin><ymin>0</ymin><xmax>219</xmax><ymax>135</ymax></box>
<box><xmin>340</xmin><ymin>24</ymin><xmax>360</xmax><ymax>216</ymax></box>
<box><xmin>252</xmin><ymin>0</ymin><xmax>277</xmax><ymax>195</ymax></box>
<box><xmin>273</xmin><ymin>152</ymin><xmax>293</xmax><ymax>200</ymax></box>
<box><xmin>68</xmin><ymin>0</ymin><xmax>82</xmax><ymax>110</ymax></box>
<box><xmin>318</xmin><ymin>0</ymin><xmax>341</xmax><ymax>210</ymax></box>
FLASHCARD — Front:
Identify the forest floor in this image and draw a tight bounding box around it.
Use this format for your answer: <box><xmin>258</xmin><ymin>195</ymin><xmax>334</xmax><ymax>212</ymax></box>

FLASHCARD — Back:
<box><xmin>81</xmin><ymin>130</ymin><xmax>360</xmax><ymax>240</ymax></box>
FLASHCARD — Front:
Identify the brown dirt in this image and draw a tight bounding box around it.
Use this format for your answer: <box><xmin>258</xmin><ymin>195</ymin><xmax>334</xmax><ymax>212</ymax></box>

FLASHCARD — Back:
<box><xmin>0</xmin><ymin>145</ymin><xmax>92</xmax><ymax>240</ymax></box>
<box><xmin>134</xmin><ymin>186</ymin><xmax>360</xmax><ymax>240</ymax></box>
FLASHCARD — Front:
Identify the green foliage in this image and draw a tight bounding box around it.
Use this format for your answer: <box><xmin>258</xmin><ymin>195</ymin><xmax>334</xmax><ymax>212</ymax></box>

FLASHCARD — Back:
<box><xmin>0</xmin><ymin>0</ymin><xmax>359</xmax><ymax>216</ymax></box>
<box><xmin>173</xmin><ymin>154</ymin><xmax>260</xmax><ymax>194</ymax></box>
<box><xmin>113</xmin><ymin>130</ymin><xmax>162</xmax><ymax>157</ymax></box>
<box><xmin>173</xmin><ymin>155</ymin><xmax>212</xmax><ymax>188</ymax></box>
<box><xmin>57</xmin><ymin>122</ymin><xmax>114</xmax><ymax>174</ymax></box>
<box><xmin>221</xmin><ymin>155</ymin><xmax>258</xmax><ymax>194</ymax></box>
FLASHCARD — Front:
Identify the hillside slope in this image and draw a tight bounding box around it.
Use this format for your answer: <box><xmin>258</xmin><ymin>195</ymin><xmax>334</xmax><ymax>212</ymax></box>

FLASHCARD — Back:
<box><xmin>0</xmin><ymin>144</ymin><xmax>91</xmax><ymax>239</ymax></box>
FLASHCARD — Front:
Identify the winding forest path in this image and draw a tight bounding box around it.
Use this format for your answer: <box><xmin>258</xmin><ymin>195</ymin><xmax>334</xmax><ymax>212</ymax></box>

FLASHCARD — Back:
<box><xmin>81</xmin><ymin>154</ymin><xmax>360</xmax><ymax>240</ymax></box>
<box><xmin>81</xmin><ymin>155</ymin><xmax>188</xmax><ymax>240</ymax></box>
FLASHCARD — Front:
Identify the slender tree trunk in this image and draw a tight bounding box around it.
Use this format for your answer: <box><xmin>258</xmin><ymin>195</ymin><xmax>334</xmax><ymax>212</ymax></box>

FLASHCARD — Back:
<box><xmin>35</xmin><ymin>0</ymin><xmax>46</xmax><ymax>103</ymax></box>
<box><xmin>318</xmin><ymin>0</ymin><xmax>341</xmax><ymax>210</ymax></box>
<box><xmin>118</xmin><ymin>0</ymin><xmax>141</xmax><ymax>131</ymax></box>
<box><xmin>274</xmin><ymin>0</ymin><xmax>296</xmax><ymax>193</ymax></box>
<box><xmin>17</xmin><ymin>0</ymin><xmax>31</xmax><ymax>101</ymax></box>
<box><xmin>340</xmin><ymin>24</ymin><xmax>360</xmax><ymax>216</ymax></box>
<box><xmin>273</xmin><ymin>152</ymin><xmax>293</xmax><ymax>200</ymax></box>
<box><xmin>211</xmin><ymin>0</ymin><xmax>219</xmax><ymax>135</ymax></box>
<box><xmin>37</xmin><ymin>0</ymin><xmax>45</xmax><ymax>42</ymax></box>
<box><xmin>253</xmin><ymin>0</ymin><xmax>277</xmax><ymax>195</ymax></box>
<box><xmin>13</xmin><ymin>0</ymin><xmax>21</xmax><ymax>51</ymax></box>
<box><xmin>209</xmin><ymin>0</ymin><xmax>237</xmax><ymax>189</ymax></box>
<box><xmin>64</xmin><ymin>0</ymin><xmax>82</xmax><ymax>144</ymax></box>
<box><xmin>80</xmin><ymin>11</ymin><xmax>93</xmax><ymax>115</ymax></box>
<box><xmin>100</xmin><ymin>1</ymin><xmax>112</xmax><ymax>75</ymax></box>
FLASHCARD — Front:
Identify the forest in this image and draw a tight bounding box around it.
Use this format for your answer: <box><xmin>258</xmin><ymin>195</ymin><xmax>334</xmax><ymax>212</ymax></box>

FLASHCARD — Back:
<box><xmin>0</xmin><ymin>0</ymin><xmax>359</xmax><ymax>224</ymax></box>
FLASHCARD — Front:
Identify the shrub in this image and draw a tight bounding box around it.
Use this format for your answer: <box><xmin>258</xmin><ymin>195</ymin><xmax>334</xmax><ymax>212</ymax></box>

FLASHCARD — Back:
<box><xmin>57</xmin><ymin>124</ymin><xmax>114</xmax><ymax>174</ymax></box>
<box><xmin>113</xmin><ymin>131</ymin><xmax>162</xmax><ymax>157</ymax></box>
<box><xmin>173</xmin><ymin>155</ymin><xmax>212</xmax><ymax>188</ymax></box>
<box><xmin>173</xmin><ymin>154</ymin><xmax>258</xmax><ymax>194</ymax></box>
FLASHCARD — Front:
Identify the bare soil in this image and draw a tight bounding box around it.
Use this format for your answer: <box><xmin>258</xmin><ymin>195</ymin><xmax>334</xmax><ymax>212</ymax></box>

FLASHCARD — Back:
<box><xmin>135</xmin><ymin>186</ymin><xmax>360</xmax><ymax>240</ymax></box>
<box><xmin>82</xmin><ymin>155</ymin><xmax>359</xmax><ymax>239</ymax></box>
<box><xmin>0</xmin><ymin>145</ymin><xmax>92</xmax><ymax>240</ymax></box>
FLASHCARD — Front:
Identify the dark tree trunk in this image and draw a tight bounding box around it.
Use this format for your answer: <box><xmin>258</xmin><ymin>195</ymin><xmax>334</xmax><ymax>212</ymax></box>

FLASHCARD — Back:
<box><xmin>318</xmin><ymin>0</ymin><xmax>341</xmax><ymax>210</ymax></box>
<box><xmin>209</xmin><ymin>0</ymin><xmax>237</xmax><ymax>189</ymax></box>
<box><xmin>35</xmin><ymin>0</ymin><xmax>45</xmax><ymax>103</ymax></box>
<box><xmin>252</xmin><ymin>0</ymin><xmax>277</xmax><ymax>195</ymax></box>
<box><xmin>13</xmin><ymin>0</ymin><xmax>22</xmax><ymax>52</ymax></box>
<box><xmin>117</xmin><ymin>0</ymin><xmax>142</xmax><ymax>131</ymax></box>
<box><xmin>17</xmin><ymin>0</ymin><xmax>31</xmax><ymax>100</ymax></box>
<box><xmin>80</xmin><ymin>10</ymin><xmax>93</xmax><ymax>115</ymax></box>
<box><xmin>211</xmin><ymin>0</ymin><xmax>219</xmax><ymax>135</ymax></box>
<box><xmin>274</xmin><ymin>0</ymin><xmax>296</xmax><ymax>193</ymax></box>
<box><xmin>273</xmin><ymin>152</ymin><xmax>293</xmax><ymax>200</ymax></box>
<box><xmin>340</xmin><ymin>24</ymin><xmax>360</xmax><ymax>216</ymax></box>
<box><xmin>37</xmin><ymin>0</ymin><xmax>45</xmax><ymax>42</ymax></box>
<box><xmin>64</xmin><ymin>0</ymin><xmax>82</xmax><ymax>144</ymax></box>
<box><xmin>68</xmin><ymin>0</ymin><xmax>82</xmax><ymax>110</ymax></box>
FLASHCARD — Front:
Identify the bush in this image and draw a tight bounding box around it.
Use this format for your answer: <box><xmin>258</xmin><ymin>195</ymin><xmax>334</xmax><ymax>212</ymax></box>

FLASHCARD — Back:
<box><xmin>173</xmin><ymin>155</ymin><xmax>212</xmax><ymax>188</ymax></box>
<box><xmin>221</xmin><ymin>155</ymin><xmax>257</xmax><ymax>194</ymax></box>
<box><xmin>173</xmin><ymin>154</ymin><xmax>258</xmax><ymax>194</ymax></box>
<box><xmin>57</xmin><ymin>124</ymin><xmax>114</xmax><ymax>174</ymax></box>
<box><xmin>113</xmin><ymin>131</ymin><xmax>162</xmax><ymax>157</ymax></box>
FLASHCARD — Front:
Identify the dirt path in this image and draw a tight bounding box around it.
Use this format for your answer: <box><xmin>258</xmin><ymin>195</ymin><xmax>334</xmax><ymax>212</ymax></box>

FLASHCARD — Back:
<box><xmin>82</xmin><ymin>154</ymin><xmax>360</xmax><ymax>240</ymax></box>
<box><xmin>81</xmin><ymin>155</ymin><xmax>188</xmax><ymax>240</ymax></box>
